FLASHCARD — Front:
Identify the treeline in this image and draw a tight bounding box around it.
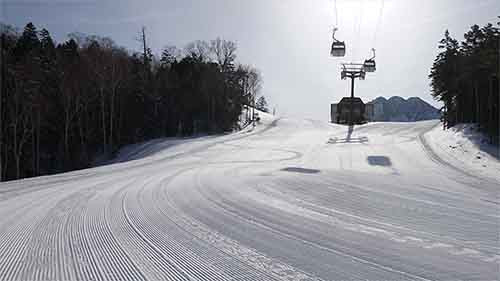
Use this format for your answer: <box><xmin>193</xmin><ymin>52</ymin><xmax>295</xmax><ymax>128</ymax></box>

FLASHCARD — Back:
<box><xmin>0</xmin><ymin>22</ymin><xmax>266</xmax><ymax>181</ymax></box>
<box><xmin>429</xmin><ymin>18</ymin><xmax>499</xmax><ymax>143</ymax></box>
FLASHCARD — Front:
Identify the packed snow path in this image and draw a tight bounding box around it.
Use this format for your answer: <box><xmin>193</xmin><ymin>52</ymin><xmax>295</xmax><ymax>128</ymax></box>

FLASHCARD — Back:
<box><xmin>1</xmin><ymin>117</ymin><xmax>499</xmax><ymax>281</ymax></box>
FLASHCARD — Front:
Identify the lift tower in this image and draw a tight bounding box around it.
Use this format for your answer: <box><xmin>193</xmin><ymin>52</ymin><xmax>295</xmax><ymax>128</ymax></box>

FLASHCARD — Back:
<box><xmin>341</xmin><ymin>63</ymin><xmax>366</xmax><ymax>125</ymax></box>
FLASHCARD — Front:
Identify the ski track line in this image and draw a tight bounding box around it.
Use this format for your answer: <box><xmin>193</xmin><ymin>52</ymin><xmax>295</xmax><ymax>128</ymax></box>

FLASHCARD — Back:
<box><xmin>196</xmin><ymin>174</ymin><xmax>435</xmax><ymax>281</ymax></box>
<box><xmin>190</xmin><ymin>173</ymin><xmax>389</xmax><ymax>281</ymax></box>
<box><xmin>270</xmin><ymin>175</ymin><xmax>500</xmax><ymax>247</ymax></box>
<box><xmin>16</xmin><ymin>183</ymin><xmax>127</xmax><ymax>281</ymax></box>
<box><xmin>153</xmin><ymin>172</ymin><xmax>286</xmax><ymax>280</ymax></box>
<box><xmin>111</xmin><ymin>175</ymin><xmax>195</xmax><ymax>281</ymax></box>
<box><xmin>83</xmin><ymin>180</ymin><xmax>148</xmax><ymax>281</ymax></box>
<box><xmin>0</xmin><ymin>177</ymin><xmax>141</xmax><ymax>281</ymax></box>
<box><xmin>284</xmin><ymin>174</ymin><xmax>500</xmax><ymax>255</ymax></box>
<box><xmin>14</xmin><ymin>190</ymin><xmax>89</xmax><ymax>281</ymax></box>
<box><xmin>0</xmin><ymin>210</ymin><xmax>45</xmax><ymax>281</ymax></box>
<box><xmin>123</xmin><ymin>177</ymin><xmax>233</xmax><ymax>281</ymax></box>
<box><xmin>0</xmin><ymin>118</ymin><xmax>281</xmax><ymax>201</ymax></box>
<box><xmin>0</xmin><ymin>119</ymin><xmax>281</xmax><ymax>281</ymax></box>
<box><xmin>0</xmin><ymin>184</ymin><xmax>92</xmax><ymax>281</ymax></box>
<box><xmin>2</xmin><ymin>120</ymin><xmax>497</xmax><ymax>280</ymax></box>
<box><xmin>69</xmin><ymin>188</ymin><xmax>104</xmax><ymax>281</ymax></box>
<box><xmin>159</xmin><ymin>169</ymin><xmax>322</xmax><ymax>281</ymax></box>
<box><xmin>137</xmin><ymin>169</ymin><xmax>288</xmax><ymax>280</ymax></box>
<box><xmin>0</xmin><ymin>176</ymin><xmax>90</xmax><ymax>226</ymax></box>
<box><xmin>254</xmin><ymin>180</ymin><xmax>500</xmax><ymax>262</ymax></box>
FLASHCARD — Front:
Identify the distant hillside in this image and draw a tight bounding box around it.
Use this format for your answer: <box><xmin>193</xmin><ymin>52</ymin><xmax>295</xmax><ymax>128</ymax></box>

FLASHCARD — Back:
<box><xmin>368</xmin><ymin>96</ymin><xmax>440</xmax><ymax>122</ymax></box>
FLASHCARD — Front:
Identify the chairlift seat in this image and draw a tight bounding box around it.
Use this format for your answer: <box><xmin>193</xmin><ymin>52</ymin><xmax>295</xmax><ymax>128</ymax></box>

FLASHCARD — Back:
<box><xmin>331</xmin><ymin>42</ymin><xmax>346</xmax><ymax>57</ymax></box>
<box><xmin>363</xmin><ymin>59</ymin><xmax>376</xmax><ymax>72</ymax></box>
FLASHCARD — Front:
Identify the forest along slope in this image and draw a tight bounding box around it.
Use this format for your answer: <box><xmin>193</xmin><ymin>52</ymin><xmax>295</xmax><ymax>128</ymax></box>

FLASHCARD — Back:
<box><xmin>0</xmin><ymin>114</ymin><xmax>499</xmax><ymax>281</ymax></box>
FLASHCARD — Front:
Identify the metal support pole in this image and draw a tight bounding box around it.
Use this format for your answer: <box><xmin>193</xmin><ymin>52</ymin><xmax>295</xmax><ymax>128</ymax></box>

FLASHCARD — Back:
<box><xmin>350</xmin><ymin>77</ymin><xmax>355</xmax><ymax>125</ymax></box>
<box><xmin>339</xmin><ymin>63</ymin><xmax>365</xmax><ymax>125</ymax></box>
<box><xmin>351</xmin><ymin>76</ymin><xmax>355</xmax><ymax>98</ymax></box>
<box><xmin>497</xmin><ymin>35</ymin><xmax>500</xmax><ymax>145</ymax></box>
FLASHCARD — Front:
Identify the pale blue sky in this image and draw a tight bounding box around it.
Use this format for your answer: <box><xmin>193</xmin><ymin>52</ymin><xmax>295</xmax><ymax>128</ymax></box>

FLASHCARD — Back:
<box><xmin>2</xmin><ymin>0</ymin><xmax>500</xmax><ymax>120</ymax></box>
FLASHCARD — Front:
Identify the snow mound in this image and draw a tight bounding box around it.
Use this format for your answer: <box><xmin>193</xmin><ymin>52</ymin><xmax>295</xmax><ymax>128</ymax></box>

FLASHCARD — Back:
<box><xmin>112</xmin><ymin>108</ymin><xmax>275</xmax><ymax>163</ymax></box>
<box><xmin>112</xmin><ymin>136</ymin><xmax>215</xmax><ymax>163</ymax></box>
<box><xmin>238</xmin><ymin>106</ymin><xmax>274</xmax><ymax>130</ymax></box>
<box><xmin>425</xmin><ymin>123</ymin><xmax>500</xmax><ymax>181</ymax></box>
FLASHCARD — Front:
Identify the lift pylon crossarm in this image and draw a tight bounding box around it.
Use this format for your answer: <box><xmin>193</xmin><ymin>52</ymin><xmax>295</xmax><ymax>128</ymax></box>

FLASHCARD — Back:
<box><xmin>341</xmin><ymin>62</ymin><xmax>365</xmax><ymax>68</ymax></box>
<box><xmin>341</xmin><ymin>70</ymin><xmax>365</xmax><ymax>80</ymax></box>
<box><xmin>340</xmin><ymin>63</ymin><xmax>366</xmax><ymax>80</ymax></box>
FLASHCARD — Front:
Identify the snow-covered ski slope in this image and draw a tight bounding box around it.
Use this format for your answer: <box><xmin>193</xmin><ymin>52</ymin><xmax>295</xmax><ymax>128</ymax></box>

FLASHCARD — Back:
<box><xmin>1</xmin><ymin>114</ymin><xmax>499</xmax><ymax>281</ymax></box>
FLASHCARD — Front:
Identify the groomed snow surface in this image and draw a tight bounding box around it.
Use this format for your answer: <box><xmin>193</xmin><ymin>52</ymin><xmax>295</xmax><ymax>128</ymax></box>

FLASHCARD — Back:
<box><xmin>0</xmin><ymin>112</ymin><xmax>499</xmax><ymax>281</ymax></box>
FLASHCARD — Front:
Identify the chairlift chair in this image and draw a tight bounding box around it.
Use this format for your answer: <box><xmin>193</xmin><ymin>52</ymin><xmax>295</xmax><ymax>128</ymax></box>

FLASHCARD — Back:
<box><xmin>363</xmin><ymin>60</ymin><xmax>376</xmax><ymax>72</ymax></box>
<box><xmin>330</xmin><ymin>28</ymin><xmax>346</xmax><ymax>57</ymax></box>
<box><xmin>363</xmin><ymin>48</ymin><xmax>376</xmax><ymax>72</ymax></box>
<box><xmin>331</xmin><ymin>42</ymin><xmax>346</xmax><ymax>57</ymax></box>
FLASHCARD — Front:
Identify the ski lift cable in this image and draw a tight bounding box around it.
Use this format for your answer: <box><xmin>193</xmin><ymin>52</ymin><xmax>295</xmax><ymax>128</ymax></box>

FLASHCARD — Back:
<box><xmin>334</xmin><ymin>0</ymin><xmax>339</xmax><ymax>27</ymax></box>
<box><xmin>353</xmin><ymin>0</ymin><xmax>364</xmax><ymax>60</ymax></box>
<box><xmin>329</xmin><ymin>0</ymin><xmax>346</xmax><ymax>57</ymax></box>
<box><xmin>330</xmin><ymin>0</ymin><xmax>340</xmax><ymax>43</ymax></box>
<box><xmin>372</xmin><ymin>0</ymin><xmax>385</xmax><ymax>48</ymax></box>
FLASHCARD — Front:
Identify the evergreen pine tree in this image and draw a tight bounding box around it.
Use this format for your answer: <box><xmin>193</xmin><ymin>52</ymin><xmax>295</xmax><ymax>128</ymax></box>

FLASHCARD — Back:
<box><xmin>14</xmin><ymin>22</ymin><xmax>39</xmax><ymax>58</ymax></box>
<box><xmin>256</xmin><ymin>96</ymin><xmax>269</xmax><ymax>113</ymax></box>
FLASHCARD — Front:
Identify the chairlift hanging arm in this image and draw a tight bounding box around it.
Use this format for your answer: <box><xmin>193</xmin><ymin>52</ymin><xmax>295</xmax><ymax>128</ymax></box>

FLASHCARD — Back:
<box><xmin>369</xmin><ymin>48</ymin><xmax>376</xmax><ymax>60</ymax></box>
<box><xmin>332</xmin><ymin>27</ymin><xmax>340</xmax><ymax>43</ymax></box>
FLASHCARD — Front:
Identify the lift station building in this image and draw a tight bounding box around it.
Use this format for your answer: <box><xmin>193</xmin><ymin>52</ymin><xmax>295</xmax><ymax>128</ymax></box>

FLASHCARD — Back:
<box><xmin>331</xmin><ymin>97</ymin><xmax>375</xmax><ymax>124</ymax></box>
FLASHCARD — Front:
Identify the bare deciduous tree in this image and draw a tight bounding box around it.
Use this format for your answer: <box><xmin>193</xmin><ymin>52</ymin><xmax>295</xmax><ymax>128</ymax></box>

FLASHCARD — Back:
<box><xmin>210</xmin><ymin>38</ymin><xmax>237</xmax><ymax>71</ymax></box>
<box><xmin>185</xmin><ymin>40</ymin><xmax>210</xmax><ymax>62</ymax></box>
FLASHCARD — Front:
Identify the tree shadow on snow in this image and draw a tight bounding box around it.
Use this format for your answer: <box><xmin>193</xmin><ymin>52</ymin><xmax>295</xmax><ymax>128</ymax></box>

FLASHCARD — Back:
<box><xmin>452</xmin><ymin>124</ymin><xmax>499</xmax><ymax>160</ymax></box>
